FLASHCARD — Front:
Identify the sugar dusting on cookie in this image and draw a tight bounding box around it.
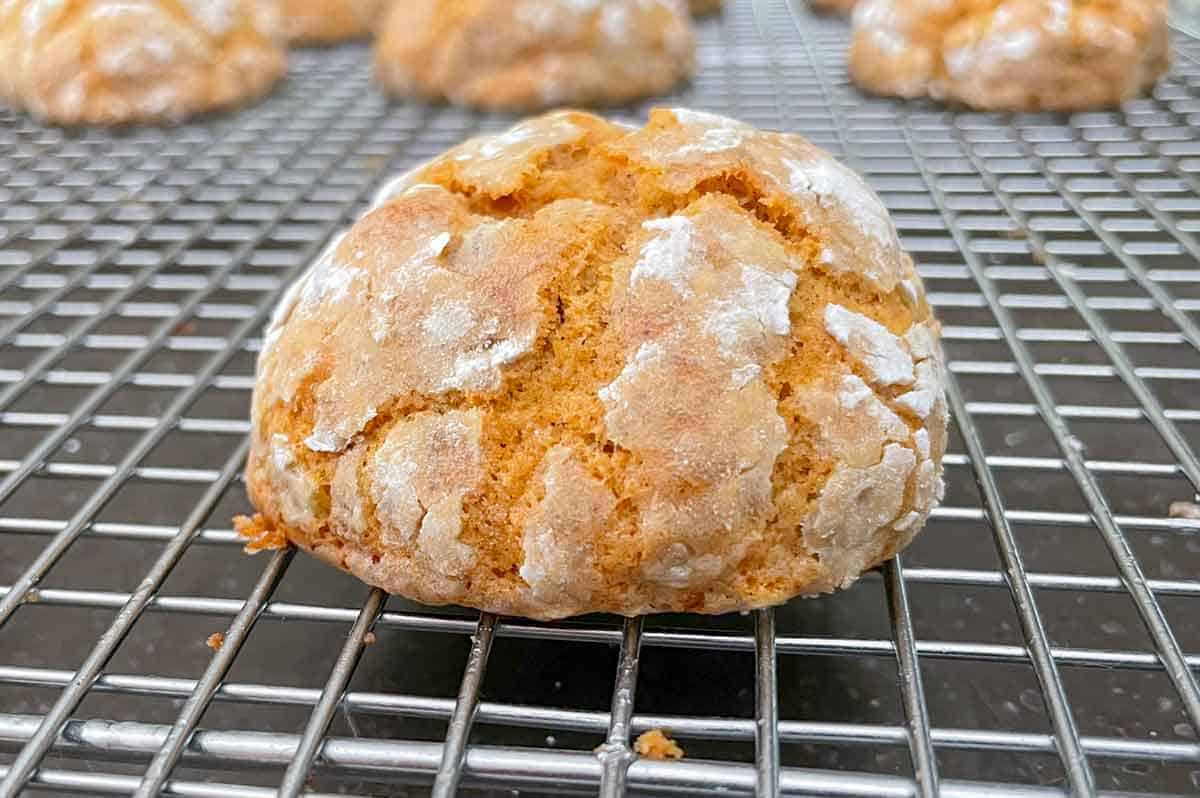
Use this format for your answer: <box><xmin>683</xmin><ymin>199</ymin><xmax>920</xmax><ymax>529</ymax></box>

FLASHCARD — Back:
<box><xmin>246</xmin><ymin>109</ymin><xmax>948</xmax><ymax>619</ymax></box>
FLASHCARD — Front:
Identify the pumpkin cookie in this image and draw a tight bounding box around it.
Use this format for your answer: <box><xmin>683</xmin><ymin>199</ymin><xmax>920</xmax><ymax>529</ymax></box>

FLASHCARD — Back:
<box><xmin>246</xmin><ymin>108</ymin><xmax>947</xmax><ymax>620</ymax></box>
<box><xmin>0</xmin><ymin>0</ymin><xmax>286</xmax><ymax>125</ymax></box>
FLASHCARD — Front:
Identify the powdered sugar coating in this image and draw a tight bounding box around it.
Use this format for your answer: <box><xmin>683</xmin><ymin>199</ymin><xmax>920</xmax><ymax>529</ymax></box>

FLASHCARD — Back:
<box><xmin>0</xmin><ymin>0</ymin><xmax>285</xmax><ymax>124</ymax></box>
<box><xmin>895</xmin><ymin>360</ymin><xmax>939</xmax><ymax>419</ymax></box>
<box><xmin>601</xmin><ymin>197</ymin><xmax>800</xmax><ymax>589</ymax></box>
<box><xmin>520</xmin><ymin>446</ymin><xmax>616</xmax><ymax>611</ymax></box>
<box><xmin>796</xmin><ymin>374</ymin><xmax>909</xmax><ymax>468</ymax></box>
<box><xmin>330</xmin><ymin>446</ymin><xmax>366</xmax><ymax>538</ymax></box>
<box><xmin>850</xmin><ymin>0</ymin><xmax>1169</xmax><ymax>111</ymax></box>
<box><xmin>607</xmin><ymin>108</ymin><xmax>913</xmax><ymax>294</ymax></box>
<box><xmin>824</xmin><ymin>304</ymin><xmax>915</xmax><ymax>387</ymax></box>
<box><xmin>804</xmin><ymin>442</ymin><xmax>917</xmax><ymax>587</ymax></box>
<box><xmin>798</xmin><ymin>307</ymin><xmax>947</xmax><ymax>583</ymax></box>
<box><xmin>784</xmin><ymin>156</ymin><xmax>894</xmax><ymax>247</ymax></box>
<box><xmin>629</xmin><ymin>216</ymin><xmax>698</xmax><ymax>296</ymax></box>
<box><xmin>368</xmin><ymin>410</ymin><xmax>483</xmax><ymax>572</ymax></box>
<box><xmin>247</xmin><ymin>109</ymin><xmax>946</xmax><ymax>620</ymax></box>
<box><xmin>264</xmin><ymin>433</ymin><xmax>317</xmax><ymax>527</ymax></box>
<box><xmin>180</xmin><ymin>0</ymin><xmax>238</xmax><ymax>35</ymax></box>
<box><xmin>259</xmin><ymin>184</ymin><xmax>615</xmax><ymax>454</ymax></box>
<box><xmin>450</xmin><ymin>114</ymin><xmax>586</xmax><ymax>196</ymax></box>
<box><xmin>375</xmin><ymin>0</ymin><xmax>696</xmax><ymax>111</ymax></box>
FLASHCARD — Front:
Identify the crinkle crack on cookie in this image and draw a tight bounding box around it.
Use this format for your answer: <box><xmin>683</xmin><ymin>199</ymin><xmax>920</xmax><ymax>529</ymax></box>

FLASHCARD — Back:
<box><xmin>0</xmin><ymin>0</ymin><xmax>287</xmax><ymax>125</ymax></box>
<box><xmin>246</xmin><ymin>108</ymin><xmax>949</xmax><ymax>620</ymax></box>
<box><xmin>373</xmin><ymin>0</ymin><xmax>696</xmax><ymax>111</ymax></box>
<box><xmin>849</xmin><ymin>0</ymin><xmax>1169</xmax><ymax>111</ymax></box>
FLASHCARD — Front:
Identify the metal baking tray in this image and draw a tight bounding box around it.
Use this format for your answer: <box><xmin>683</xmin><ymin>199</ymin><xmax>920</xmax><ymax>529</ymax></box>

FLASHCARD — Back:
<box><xmin>1</xmin><ymin>1</ymin><xmax>1198</xmax><ymax>795</ymax></box>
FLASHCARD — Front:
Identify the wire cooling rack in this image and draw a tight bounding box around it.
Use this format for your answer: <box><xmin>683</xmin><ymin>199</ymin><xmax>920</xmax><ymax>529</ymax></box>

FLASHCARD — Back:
<box><xmin>1</xmin><ymin>1</ymin><xmax>1199</xmax><ymax>795</ymax></box>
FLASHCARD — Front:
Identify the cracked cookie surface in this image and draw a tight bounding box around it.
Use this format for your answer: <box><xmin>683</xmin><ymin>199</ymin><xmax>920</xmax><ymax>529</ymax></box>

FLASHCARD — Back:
<box><xmin>0</xmin><ymin>0</ymin><xmax>286</xmax><ymax>125</ymax></box>
<box><xmin>850</xmin><ymin>0</ymin><xmax>1169</xmax><ymax>111</ymax></box>
<box><xmin>245</xmin><ymin>108</ymin><xmax>948</xmax><ymax>620</ymax></box>
<box><xmin>373</xmin><ymin>0</ymin><xmax>695</xmax><ymax>111</ymax></box>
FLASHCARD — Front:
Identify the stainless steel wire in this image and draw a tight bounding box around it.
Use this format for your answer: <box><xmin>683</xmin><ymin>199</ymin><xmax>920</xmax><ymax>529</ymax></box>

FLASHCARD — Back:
<box><xmin>598</xmin><ymin>617</ymin><xmax>644</xmax><ymax>798</ymax></box>
<box><xmin>944</xmin><ymin>374</ymin><xmax>1096</xmax><ymax>795</ymax></box>
<box><xmin>431</xmin><ymin>612</ymin><xmax>497</xmax><ymax>797</ymax></box>
<box><xmin>754</xmin><ymin>609</ymin><xmax>780</xmax><ymax>798</ymax></box>
<box><xmin>895</xmin><ymin>113</ymin><xmax>1200</xmax><ymax>735</ymax></box>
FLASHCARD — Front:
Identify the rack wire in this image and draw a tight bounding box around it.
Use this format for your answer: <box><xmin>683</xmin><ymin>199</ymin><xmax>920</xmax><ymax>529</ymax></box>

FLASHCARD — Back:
<box><xmin>0</xmin><ymin>1</ymin><xmax>1198</xmax><ymax>795</ymax></box>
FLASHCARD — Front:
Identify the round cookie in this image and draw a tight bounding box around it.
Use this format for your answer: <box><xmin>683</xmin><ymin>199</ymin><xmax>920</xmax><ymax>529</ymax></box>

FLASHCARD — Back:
<box><xmin>0</xmin><ymin>0</ymin><xmax>287</xmax><ymax>125</ymax></box>
<box><xmin>245</xmin><ymin>108</ymin><xmax>948</xmax><ymax>620</ymax></box>
<box><xmin>374</xmin><ymin>0</ymin><xmax>695</xmax><ymax>111</ymax></box>
<box><xmin>281</xmin><ymin>0</ymin><xmax>389</xmax><ymax>44</ymax></box>
<box><xmin>850</xmin><ymin>0</ymin><xmax>1169</xmax><ymax>111</ymax></box>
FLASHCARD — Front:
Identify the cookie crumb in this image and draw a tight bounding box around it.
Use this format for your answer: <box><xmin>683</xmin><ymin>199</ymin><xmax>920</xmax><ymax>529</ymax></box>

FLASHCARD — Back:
<box><xmin>206</xmin><ymin>633</ymin><xmax>225</xmax><ymax>652</ymax></box>
<box><xmin>234</xmin><ymin>513</ymin><xmax>286</xmax><ymax>554</ymax></box>
<box><xmin>1168</xmin><ymin>501</ymin><xmax>1200</xmax><ymax>520</ymax></box>
<box><xmin>363</xmin><ymin>632</ymin><xmax>377</xmax><ymax>645</ymax></box>
<box><xmin>634</xmin><ymin>729</ymin><xmax>684</xmax><ymax>760</ymax></box>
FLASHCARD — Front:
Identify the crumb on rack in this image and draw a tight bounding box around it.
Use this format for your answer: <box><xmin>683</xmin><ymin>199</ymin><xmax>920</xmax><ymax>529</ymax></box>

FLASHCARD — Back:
<box><xmin>1168</xmin><ymin>501</ymin><xmax>1200</xmax><ymax>520</ymax></box>
<box><xmin>634</xmin><ymin>729</ymin><xmax>684</xmax><ymax>760</ymax></box>
<box><xmin>234</xmin><ymin>513</ymin><xmax>287</xmax><ymax>554</ymax></box>
<box><xmin>206</xmin><ymin>632</ymin><xmax>225</xmax><ymax>652</ymax></box>
<box><xmin>363</xmin><ymin>632</ymin><xmax>377</xmax><ymax>645</ymax></box>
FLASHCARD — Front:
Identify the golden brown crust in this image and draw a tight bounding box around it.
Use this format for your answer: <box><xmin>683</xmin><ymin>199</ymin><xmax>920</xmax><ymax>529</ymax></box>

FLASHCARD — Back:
<box><xmin>246</xmin><ymin>108</ymin><xmax>947</xmax><ymax>620</ymax></box>
<box><xmin>0</xmin><ymin>0</ymin><xmax>287</xmax><ymax>125</ymax></box>
<box><xmin>810</xmin><ymin>0</ymin><xmax>858</xmax><ymax>14</ymax></box>
<box><xmin>280</xmin><ymin>0</ymin><xmax>388</xmax><ymax>44</ymax></box>
<box><xmin>634</xmin><ymin>729</ymin><xmax>685</xmax><ymax>760</ymax></box>
<box><xmin>849</xmin><ymin>0</ymin><xmax>1170</xmax><ymax>111</ymax></box>
<box><xmin>373</xmin><ymin>0</ymin><xmax>696</xmax><ymax>111</ymax></box>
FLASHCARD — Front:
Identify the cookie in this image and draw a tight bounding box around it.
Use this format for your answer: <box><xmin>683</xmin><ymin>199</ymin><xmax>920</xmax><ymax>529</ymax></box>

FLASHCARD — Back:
<box><xmin>281</xmin><ymin>0</ymin><xmax>388</xmax><ymax>44</ymax></box>
<box><xmin>246</xmin><ymin>108</ymin><xmax>948</xmax><ymax>620</ymax></box>
<box><xmin>850</xmin><ymin>0</ymin><xmax>1169</xmax><ymax>110</ymax></box>
<box><xmin>374</xmin><ymin>0</ymin><xmax>695</xmax><ymax>111</ymax></box>
<box><xmin>0</xmin><ymin>0</ymin><xmax>287</xmax><ymax>125</ymax></box>
<box><xmin>810</xmin><ymin>0</ymin><xmax>858</xmax><ymax>14</ymax></box>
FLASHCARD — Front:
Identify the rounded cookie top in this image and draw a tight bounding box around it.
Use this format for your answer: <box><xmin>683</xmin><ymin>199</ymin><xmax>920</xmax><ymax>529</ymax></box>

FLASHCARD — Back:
<box><xmin>373</xmin><ymin>0</ymin><xmax>695</xmax><ymax>111</ymax></box>
<box><xmin>850</xmin><ymin>0</ymin><xmax>1169</xmax><ymax>110</ymax></box>
<box><xmin>248</xmin><ymin>108</ymin><xmax>948</xmax><ymax>620</ymax></box>
<box><xmin>0</xmin><ymin>0</ymin><xmax>286</xmax><ymax>125</ymax></box>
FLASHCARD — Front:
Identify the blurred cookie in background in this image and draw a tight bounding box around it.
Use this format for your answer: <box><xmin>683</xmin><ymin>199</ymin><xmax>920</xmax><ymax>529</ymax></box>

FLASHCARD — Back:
<box><xmin>374</xmin><ymin>0</ymin><xmax>696</xmax><ymax>111</ymax></box>
<box><xmin>0</xmin><ymin>0</ymin><xmax>286</xmax><ymax>125</ymax></box>
<box><xmin>850</xmin><ymin>0</ymin><xmax>1169</xmax><ymax>110</ymax></box>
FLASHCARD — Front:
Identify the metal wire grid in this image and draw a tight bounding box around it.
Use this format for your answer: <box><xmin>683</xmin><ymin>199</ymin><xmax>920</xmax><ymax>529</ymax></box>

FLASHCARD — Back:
<box><xmin>0</xmin><ymin>1</ymin><xmax>1197</xmax><ymax>795</ymax></box>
